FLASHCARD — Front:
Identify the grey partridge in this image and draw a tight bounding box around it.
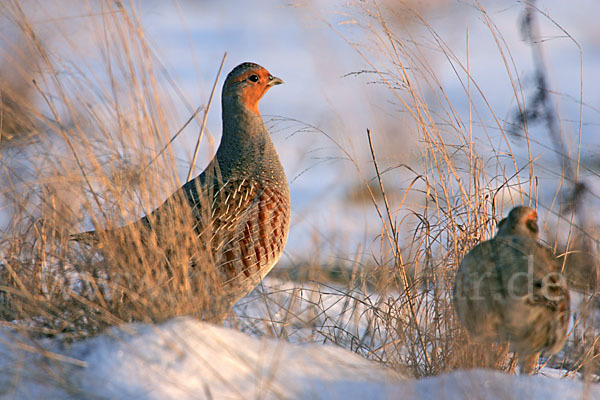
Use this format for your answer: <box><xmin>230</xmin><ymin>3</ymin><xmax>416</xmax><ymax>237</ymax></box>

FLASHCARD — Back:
<box><xmin>453</xmin><ymin>206</ymin><xmax>570</xmax><ymax>374</ymax></box>
<box><xmin>72</xmin><ymin>62</ymin><xmax>290</xmax><ymax>311</ymax></box>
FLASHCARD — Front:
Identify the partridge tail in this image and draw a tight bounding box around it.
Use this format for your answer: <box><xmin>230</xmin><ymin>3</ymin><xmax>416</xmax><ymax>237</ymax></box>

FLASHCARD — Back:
<box><xmin>70</xmin><ymin>216</ymin><xmax>151</xmax><ymax>245</ymax></box>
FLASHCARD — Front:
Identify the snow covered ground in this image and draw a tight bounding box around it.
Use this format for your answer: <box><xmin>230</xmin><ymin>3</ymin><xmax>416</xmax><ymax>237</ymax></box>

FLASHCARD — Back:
<box><xmin>1</xmin><ymin>316</ymin><xmax>598</xmax><ymax>399</ymax></box>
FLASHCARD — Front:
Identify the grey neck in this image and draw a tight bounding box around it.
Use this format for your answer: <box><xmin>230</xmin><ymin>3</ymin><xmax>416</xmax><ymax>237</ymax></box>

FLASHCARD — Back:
<box><xmin>215</xmin><ymin>96</ymin><xmax>284</xmax><ymax>184</ymax></box>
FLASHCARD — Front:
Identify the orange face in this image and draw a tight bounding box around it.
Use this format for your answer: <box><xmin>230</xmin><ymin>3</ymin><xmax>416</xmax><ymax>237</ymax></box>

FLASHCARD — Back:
<box><xmin>224</xmin><ymin>67</ymin><xmax>283</xmax><ymax>114</ymax></box>
<box><xmin>525</xmin><ymin>209</ymin><xmax>537</xmax><ymax>222</ymax></box>
<box><xmin>524</xmin><ymin>209</ymin><xmax>539</xmax><ymax>235</ymax></box>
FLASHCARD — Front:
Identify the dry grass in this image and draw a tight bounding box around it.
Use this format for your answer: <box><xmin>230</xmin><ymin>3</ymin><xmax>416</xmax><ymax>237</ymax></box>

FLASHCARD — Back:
<box><xmin>0</xmin><ymin>0</ymin><xmax>598</xmax><ymax>394</ymax></box>
<box><xmin>0</xmin><ymin>0</ymin><xmax>230</xmax><ymax>339</ymax></box>
<box><xmin>233</xmin><ymin>0</ymin><xmax>600</xmax><ymax>380</ymax></box>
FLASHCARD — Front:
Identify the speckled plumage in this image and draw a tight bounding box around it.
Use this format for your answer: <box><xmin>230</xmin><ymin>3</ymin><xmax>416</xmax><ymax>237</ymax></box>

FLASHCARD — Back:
<box><xmin>453</xmin><ymin>206</ymin><xmax>570</xmax><ymax>374</ymax></box>
<box><xmin>73</xmin><ymin>62</ymin><xmax>290</xmax><ymax>309</ymax></box>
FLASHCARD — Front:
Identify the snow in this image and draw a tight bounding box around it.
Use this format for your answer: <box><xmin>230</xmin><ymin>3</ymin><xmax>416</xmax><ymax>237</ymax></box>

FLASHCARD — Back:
<box><xmin>1</xmin><ymin>317</ymin><xmax>598</xmax><ymax>399</ymax></box>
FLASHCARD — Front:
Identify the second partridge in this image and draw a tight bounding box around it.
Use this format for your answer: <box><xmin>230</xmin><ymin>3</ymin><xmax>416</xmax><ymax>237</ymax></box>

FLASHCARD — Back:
<box><xmin>453</xmin><ymin>206</ymin><xmax>570</xmax><ymax>374</ymax></box>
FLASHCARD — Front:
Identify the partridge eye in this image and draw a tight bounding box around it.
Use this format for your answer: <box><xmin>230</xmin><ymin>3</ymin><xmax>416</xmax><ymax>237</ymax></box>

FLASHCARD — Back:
<box><xmin>248</xmin><ymin>74</ymin><xmax>259</xmax><ymax>82</ymax></box>
<box><xmin>526</xmin><ymin>219</ymin><xmax>539</xmax><ymax>234</ymax></box>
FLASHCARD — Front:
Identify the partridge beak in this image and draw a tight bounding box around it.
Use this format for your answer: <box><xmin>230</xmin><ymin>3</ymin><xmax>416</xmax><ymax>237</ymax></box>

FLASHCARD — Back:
<box><xmin>267</xmin><ymin>75</ymin><xmax>284</xmax><ymax>86</ymax></box>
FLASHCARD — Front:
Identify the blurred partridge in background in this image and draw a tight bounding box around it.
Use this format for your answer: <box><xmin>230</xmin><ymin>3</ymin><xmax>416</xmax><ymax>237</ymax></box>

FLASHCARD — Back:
<box><xmin>453</xmin><ymin>206</ymin><xmax>570</xmax><ymax>374</ymax></box>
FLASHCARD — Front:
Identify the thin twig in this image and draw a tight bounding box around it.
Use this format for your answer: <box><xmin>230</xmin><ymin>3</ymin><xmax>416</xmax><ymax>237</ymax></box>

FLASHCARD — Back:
<box><xmin>141</xmin><ymin>105</ymin><xmax>203</xmax><ymax>175</ymax></box>
<box><xmin>187</xmin><ymin>52</ymin><xmax>227</xmax><ymax>182</ymax></box>
<box><xmin>366</xmin><ymin>128</ymin><xmax>431</xmax><ymax>371</ymax></box>
<box><xmin>12</xmin><ymin>340</ymin><xmax>88</xmax><ymax>368</ymax></box>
